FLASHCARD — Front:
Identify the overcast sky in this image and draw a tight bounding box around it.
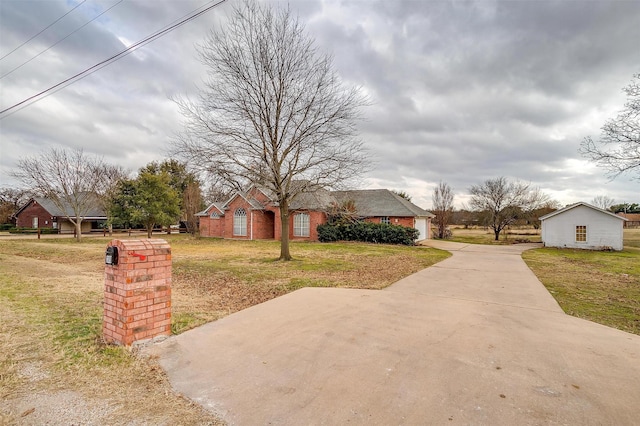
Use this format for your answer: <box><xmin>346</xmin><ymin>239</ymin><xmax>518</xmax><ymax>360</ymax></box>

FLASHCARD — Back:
<box><xmin>1</xmin><ymin>0</ymin><xmax>638</xmax><ymax>209</ymax></box>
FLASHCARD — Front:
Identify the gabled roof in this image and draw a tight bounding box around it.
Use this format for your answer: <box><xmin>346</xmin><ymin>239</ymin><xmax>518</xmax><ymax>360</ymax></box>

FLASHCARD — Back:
<box><xmin>333</xmin><ymin>189</ymin><xmax>434</xmax><ymax>218</ymax></box>
<box><xmin>223</xmin><ymin>191</ymin><xmax>265</xmax><ymax>210</ymax></box>
<box><xmin>15</xmin><ymin>196</ymin><xmax>106</xmax><ymax>219</ymax></box>
<box><xmin>539</xmin><ymin>202</ymin><xmax>628</xmax><ymax>221</ymax></box>
<box><xmin>196</xmin><ymin>202</ymin><xmax>226</xmax><ymax>217</ymax></box>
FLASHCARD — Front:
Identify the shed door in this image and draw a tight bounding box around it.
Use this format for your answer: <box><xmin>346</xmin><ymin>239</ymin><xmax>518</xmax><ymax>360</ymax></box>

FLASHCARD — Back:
<box><xmin>415</xmin><ymin>218</ymin><xmax>427</xmax><ymax>240</ymax></box>
<box><xmin>32</xmin><ymin>217</ymin><xmax>39</xmax><ymax>228</ymax></box>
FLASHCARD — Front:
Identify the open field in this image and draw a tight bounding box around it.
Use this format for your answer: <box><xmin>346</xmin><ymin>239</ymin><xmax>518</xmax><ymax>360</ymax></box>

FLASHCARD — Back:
<box><xmin>449</xmin><ymin>225</ymin><xmax>542</xmax><ymax>244</ymax></box>
<box><xmin>522</xmin><ymin>228</ymin><xmax>640</xmax><ymax>336</ymax></box>
<box><xmin>0</xmin><ymin>236</ymin><xmax>449</xmax><ymax>424</ymax></box>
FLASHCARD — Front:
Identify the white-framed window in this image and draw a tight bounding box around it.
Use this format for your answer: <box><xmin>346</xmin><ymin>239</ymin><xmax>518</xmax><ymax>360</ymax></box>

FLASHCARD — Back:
<box><xmin>234</xmin><ymin>208</ymin><xmax>247</xmax><ymax>236</ymax></box>
<box><xmin>380</xmin><ymin>216</ymin><xmax>391</xmax><ymax>225</ymax></box>
<box><xmin>293</xmin><ymin>213</ymin><xmax>310</xmax><ymax>237</ymax></box>
<box><xmin>210</xmin><ymin>211</ymin><xmax>220</xmax><ymax>219</ymax></box>
<box><xmin>576</xmin><ymin>225</ymin><xmax>587</xmax><ymax>242</ymax></box>
<box><xmin>32</xmin><ymin>217</ymin><xmax>39</xmax><ymax>228</ymax></box>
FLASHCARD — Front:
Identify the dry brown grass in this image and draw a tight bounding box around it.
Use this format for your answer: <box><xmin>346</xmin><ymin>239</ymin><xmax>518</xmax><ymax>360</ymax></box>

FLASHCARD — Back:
<box><xmin>448</xmin><ymin>226</ymin><xmax>541</xmax><ymax>245</ymax></box>
<box><xmin>0</xmin><ymin>235</ymin><xmax>448</xmax><ymax>424</ymax></box>
<box><xmin>0</xmin><ymin>252</ymin><xmax>221</xmax><ymax>425</ymax></box>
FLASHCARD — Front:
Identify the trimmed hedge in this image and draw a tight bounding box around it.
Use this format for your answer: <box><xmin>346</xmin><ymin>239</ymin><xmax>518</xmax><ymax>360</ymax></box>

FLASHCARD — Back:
<box><xmin>317</xmin><ymin>222</ymin><xmax>419</xmax><ymax>245</ymax></box>
<box><xmin>8</xmin><ymin>227</ymin><xmax>59</xmax><ymax>234</ymax></box>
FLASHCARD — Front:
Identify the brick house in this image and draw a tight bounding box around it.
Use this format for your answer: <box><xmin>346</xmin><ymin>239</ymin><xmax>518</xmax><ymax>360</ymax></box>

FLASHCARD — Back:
<box><xmin>14</xmin><ymin>196</ymin><xmax>107</xmax><ymax>233</ymax></box>
<box><xmin>197</xmin><ymin>186</ymin><xmax>434</xmax><ymax>241</ymax></box>
<box><xmin>616</xmin><ymin>213</ymin><xmax>640</xmax><ymax>228</ymax></box>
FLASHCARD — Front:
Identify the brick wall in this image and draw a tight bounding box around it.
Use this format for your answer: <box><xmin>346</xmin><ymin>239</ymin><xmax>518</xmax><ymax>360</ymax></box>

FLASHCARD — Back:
<box><xmin>103</xmin><ymin>239</ymin><xmax>172</xmax><ymax>346</ymax></box>
<box><xmin>199</xmin><ymin>214</ymin><xmax>224</xmax><ymax>237</ymax></box>
<box><xmin>252</xmin><ymin>210</ymin><xmax>275</xmax><ymax>239</ymax></box>
<box><xmin>15</xmin><ymin>200</ymin><xmax>54</xmax><ymax>228</ymax></box>
<box><xmin>274</xmin><ymin>210</ymin><xmax>327</xmax><ymax>241</ymax></box>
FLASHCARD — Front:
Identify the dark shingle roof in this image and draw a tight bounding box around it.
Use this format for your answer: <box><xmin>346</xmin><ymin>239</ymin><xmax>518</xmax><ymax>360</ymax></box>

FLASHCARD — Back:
<box><xmin>333</xmin><ymin>189</ymin><xmax>434</xmax><ymax>218</ymax></box>
<box><xmin>29</xmin><ymin>195</ymin><xmax>106</xmax><ymax>218</ymax></box>
<box><xmin>208</xmin><ymin>187</ymin><xmax>433</xmax><ymax>218</ymax></box>
<box><xmin>290</xmin><ymin>188</ymin><xmax>336</xmax><ymax>210</ymax></box>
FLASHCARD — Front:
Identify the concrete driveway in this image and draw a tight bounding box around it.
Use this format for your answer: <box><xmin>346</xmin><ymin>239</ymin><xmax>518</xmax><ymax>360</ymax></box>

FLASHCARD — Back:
<box><xmin>143</xmin><ymin>241</ymin><xmax>640</xmax><ymax>425</ymax></box>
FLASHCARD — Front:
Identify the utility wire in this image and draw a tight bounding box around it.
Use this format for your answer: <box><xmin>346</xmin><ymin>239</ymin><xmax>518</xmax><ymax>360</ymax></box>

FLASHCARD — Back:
<box><xmin>1</xmin><ymin>0</ymin><xmax>124</xmax><ymax>80</ymax></box>
<box><xmin>0</xmin><ymin>0</ymin><xmax>226</xmax><ymax>119</ymax></box>
<box><xmin>0</xmin><ymin>0</ymin><xmax>87</xmax><ymax>62</ymax></box>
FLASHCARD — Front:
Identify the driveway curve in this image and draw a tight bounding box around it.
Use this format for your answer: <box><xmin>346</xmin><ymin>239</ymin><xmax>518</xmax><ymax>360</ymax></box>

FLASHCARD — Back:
<box><xmin>144</xmin><ymin>242</ymin><xmax>640</xmax><ymax>425</ymax></box>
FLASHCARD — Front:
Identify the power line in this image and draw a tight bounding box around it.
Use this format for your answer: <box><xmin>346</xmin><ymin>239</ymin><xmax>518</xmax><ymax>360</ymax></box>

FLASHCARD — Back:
<box><xmin>1</xmin><ymin>0</ymin><xmax>124</xmax><ymax>80</ymax></box>
<box><xmin>0</xmin><ymin>0</ymin><xmax>87</xmax><ymax>62</ymax></box>
<box><xmin>0</xmin><ymin>0</ymin><xmax>227</xmax><ymax>119</ymax></box>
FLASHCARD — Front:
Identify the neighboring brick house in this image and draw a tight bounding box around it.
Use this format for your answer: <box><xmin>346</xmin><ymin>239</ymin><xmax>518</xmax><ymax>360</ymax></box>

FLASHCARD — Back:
<box><xmin>197</xmin><ymin>186</ymin><xmax>434</xmax><ymax>241</ymax></box>
<box><xmin>14</xmin><ymin>196</ymin><xmax>107</xmax><ymax>233</ymax></box>
<box><xmin>616</xmin><ymin>213</ymin><xmax>640</xmax><ymax>228</ymax></box>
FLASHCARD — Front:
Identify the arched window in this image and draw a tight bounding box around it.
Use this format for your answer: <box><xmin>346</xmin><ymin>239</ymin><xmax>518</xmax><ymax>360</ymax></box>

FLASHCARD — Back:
<box><xmin>234</xmin><ymin>208</ymin><xmax>247</xmax><ymax>236</ymax></box>
<box><xmin>293</xmin><ymin>213</ymin><xmax>310</xmax><ymax>237</ymax></box>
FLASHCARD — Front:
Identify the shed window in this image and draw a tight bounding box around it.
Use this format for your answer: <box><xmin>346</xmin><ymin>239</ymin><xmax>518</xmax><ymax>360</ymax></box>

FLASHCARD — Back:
<box><xmin>380</xmin><ymin>216</ymin><xmax>391</xmax><ymax>225</ymax></box>
<box><xmin>293</xmin><ymin>213</ymin><xmax>310</xmax><ymax>237</ymax></box>
<box><xmin>210</xmin><ymin>212</ymin><xmax>220</xmax><ymax>219</ymax></box>
<box><xmin>234</xmin><ymin>208</ymin><xmax>247</xmax><ymax>236</ymax></box>
<box><xmin>576</xmin><ymin>225</ymin><xmax>587</xmax><ymax>242</ymax></box>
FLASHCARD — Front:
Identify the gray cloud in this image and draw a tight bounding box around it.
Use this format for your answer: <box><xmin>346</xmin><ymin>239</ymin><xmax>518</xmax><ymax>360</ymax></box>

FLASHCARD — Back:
<box><xmin>1</xmin><ymin>0</ymin><xmax>638</xmax><ymax>208</ymax></box>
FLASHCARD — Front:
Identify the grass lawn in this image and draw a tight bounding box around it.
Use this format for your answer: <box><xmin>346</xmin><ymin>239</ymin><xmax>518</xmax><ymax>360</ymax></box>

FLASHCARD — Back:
<box><xmin>522</xmin><ymin>228</ymin><xmax>640</xmax><ymax>336</ymax></box>
<box><xmin>0</xmin><ymin>235</ymin><xmax>448</xmax><ymax>424</ymax></box>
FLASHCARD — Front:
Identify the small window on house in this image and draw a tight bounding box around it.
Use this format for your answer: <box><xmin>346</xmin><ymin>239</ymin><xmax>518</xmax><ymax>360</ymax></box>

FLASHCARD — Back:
<box><xmin>234</xmin><ymin>208</ymin><xmax>247</xmax><ymax>236</ymax></box>
<box><xmin>576</xmin><ymin>225</ymin><xmax>587</xmax><ymax>242</ymax></box>
<box><xmin>380</xmin><ymin>217</ymin><xmax>390</xmax><ymax>225</ymax></box>
<box><xmin>210</xmin><ymin>212</ymin><xmax>220</xmax><ymax>219</ymax></box>
<box><xmin>293</xmin><ymin>213</ymin><xmax>310</xmax><ymax>237</ymax></box>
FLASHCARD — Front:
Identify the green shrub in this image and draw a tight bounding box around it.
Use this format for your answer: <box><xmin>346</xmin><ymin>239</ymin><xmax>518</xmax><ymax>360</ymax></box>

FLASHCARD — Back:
<box><xmin>0</xmin><ymin>223</ymin><xmax>14</xmax><ymax>231</ymax></box>
<box><xmin>317</xmin><ymin>222</ymin><xmax>419</xmax><ymax>245</ymax></box>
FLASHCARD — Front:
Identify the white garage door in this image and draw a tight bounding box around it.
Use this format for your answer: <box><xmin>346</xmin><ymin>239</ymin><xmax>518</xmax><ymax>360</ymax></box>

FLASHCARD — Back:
<box><xmin>415</xmin><ymin>218</ymin><xmax>427</xmax><ymax>240</ymax></box>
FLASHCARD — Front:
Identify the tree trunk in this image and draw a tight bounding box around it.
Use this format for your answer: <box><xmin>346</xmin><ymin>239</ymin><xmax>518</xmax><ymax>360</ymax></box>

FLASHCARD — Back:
<box><xmin>279</xmin><ymin>204</ymin><xmax>292</xmax><ymax>261</ymax></box>
<box><xmin>494</xmin><ymin>229</ymin><xmax>500</xmax><ymax>241</ymax></box>
<box><xmin>75</xmin><ymin>221</ymin><xmax>82</xmax><ymax>242</ymax></box>
<box><xmin>147</xmin><ymin>224</ymin><xmax>153</xmax><ymax>238</ymax></box>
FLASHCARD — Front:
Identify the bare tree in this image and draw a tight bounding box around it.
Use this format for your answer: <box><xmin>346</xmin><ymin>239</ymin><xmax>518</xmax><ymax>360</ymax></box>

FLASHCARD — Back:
<box><xmin>591</xmin><ymin>195</ymin><xmax>615</xmax><ymax>210</ymax></box>
<box><xmin>469</xmin><ymin>177</ymin><xmax>548</xmax><ymax>241</ymax></box>
<box><xmin>581</xmin><ymin>73</ymin><xmax>640</xmax><ymax>179</ymax></box>
<box><xmin>0</xmin><ymin>187</ymin><xmax>31</xmax><ymax>224</ymax></box>
<box><xmin>431</xmin><ymin>181</ymin><xmax>454</xmax><ymax>239</ymax></box>
<box><xmin>12</xmin><ymin>148</ymin><xmax>123</xmax><ymax>241</ymax></box>
<box><xmin>171</xmin><ymin>0</ymin><xmax>368</xmax><ymax>260</ymax></box>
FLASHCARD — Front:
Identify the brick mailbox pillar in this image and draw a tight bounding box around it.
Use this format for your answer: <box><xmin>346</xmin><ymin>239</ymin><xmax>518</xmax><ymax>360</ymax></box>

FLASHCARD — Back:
<box><xmin>103</xmin><ymin>239</ymin><xmax>172</xmax><ymax>346</ymax></box>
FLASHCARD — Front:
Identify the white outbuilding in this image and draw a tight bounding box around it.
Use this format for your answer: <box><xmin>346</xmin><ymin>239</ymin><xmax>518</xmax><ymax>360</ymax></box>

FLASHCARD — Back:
<box><xmin>540</xmin><ymin>202</ymin><xmax>627</xmax><ymax>251</ymax></box>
